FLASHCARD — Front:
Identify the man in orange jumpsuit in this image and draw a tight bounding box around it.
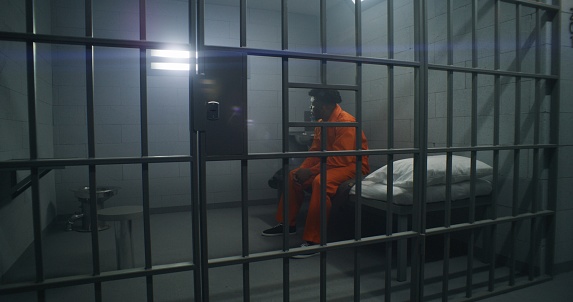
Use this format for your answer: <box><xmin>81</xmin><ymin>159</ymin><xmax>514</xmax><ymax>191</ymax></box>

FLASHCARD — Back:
<box><xmin>262</xmin><ymin>89</ymin><xmax>369</xmax><ymax>257</ymax></box>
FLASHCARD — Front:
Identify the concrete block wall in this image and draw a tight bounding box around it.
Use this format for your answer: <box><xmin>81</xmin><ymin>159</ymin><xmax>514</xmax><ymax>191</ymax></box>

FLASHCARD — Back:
<box><xmin>0</xmin><ymin>0</ymin><xmax>55</xmax><ymax>279</ymax></box>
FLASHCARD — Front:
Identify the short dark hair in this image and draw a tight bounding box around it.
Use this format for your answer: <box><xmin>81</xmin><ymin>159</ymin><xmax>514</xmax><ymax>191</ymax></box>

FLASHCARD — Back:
<box><xmin>308</xmin><ymin>89</ymin><xmax>342</xmax><ymax>104</ymax></box>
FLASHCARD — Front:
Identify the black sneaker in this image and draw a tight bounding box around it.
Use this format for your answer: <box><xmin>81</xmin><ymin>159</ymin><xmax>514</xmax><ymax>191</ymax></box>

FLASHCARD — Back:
<box><xmin>291</xmin><ymin>241</ymin><xmax>319</xmax><ymax>259</ymax></box>
<box><xmin>262</xmin><ymin>224</ymin><xmax>296</xmax><ymax>237</ymax></box>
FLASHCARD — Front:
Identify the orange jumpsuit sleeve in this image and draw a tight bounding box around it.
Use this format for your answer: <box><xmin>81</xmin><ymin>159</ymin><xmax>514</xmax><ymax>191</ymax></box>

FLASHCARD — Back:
<box><xmin>299</xmin><ymin>125</ymin><xmax>358</xmax><ymax>175</ymax></box>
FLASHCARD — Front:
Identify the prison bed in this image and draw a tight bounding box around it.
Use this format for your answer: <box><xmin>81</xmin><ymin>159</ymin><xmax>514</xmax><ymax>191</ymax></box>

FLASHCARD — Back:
<box><xmin>334</xmin><ymin>155</ymin><xmax>494</xmax><ymax>282</ymax></box>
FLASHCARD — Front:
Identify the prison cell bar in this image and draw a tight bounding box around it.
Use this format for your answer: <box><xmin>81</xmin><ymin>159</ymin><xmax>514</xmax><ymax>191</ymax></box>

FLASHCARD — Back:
<box><xmin>489</xmin><ymin>0</ymin><xmax>502</xmax><ymax>293</ymax></box>
<box><xmin>465</xmin><ymin>0</ymin><xmax>480</xmax><ymax>298</ymax></box>
<box><xmin>385</xmin><ymin>0</ymin><xmax>396</xmax><ymax>300</ymax></box>
<box><xmin>509</xmin><ymin>2</ymin><xmax>523</xmax><ymax>287</ymax></box>
<box><xmin>25</xmin><ymin>0</ymin><xmax>46</xmax><ymax>300</ymax></box>
<box><xmin>281</xmin><ymin>79</ymin><xmax>291</xmax><ymax>301</ymax></box>
<box><xmin>529</xmin><ymin>5</ymin><xmax>540</xmax><ymax>283</ymax></box>
<box><xmin>83</xmin><ymin>1</ymin><xmax>106</xmax><ymax>301</ymax></box>
<box><xmin>353</xmin><ymin>21</ymin><xmax>363</xmax><ymax>302</ymax></box>
<box><xmin>442</xmin><ymin>2</ymin><xmax>455</xmax><ymax>300</ymax></box>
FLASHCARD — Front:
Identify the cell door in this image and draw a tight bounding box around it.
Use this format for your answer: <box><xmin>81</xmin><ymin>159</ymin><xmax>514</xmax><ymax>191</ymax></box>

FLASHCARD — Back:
<box><xmin>193</xmin><ymin>0</ymin><xmax>560</xmax><ymax>301</ymax></box>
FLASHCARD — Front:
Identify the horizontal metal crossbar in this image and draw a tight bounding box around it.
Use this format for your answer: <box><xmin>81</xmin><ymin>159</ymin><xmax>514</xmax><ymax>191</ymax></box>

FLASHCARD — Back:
<box><xmin>0</xmin><ymin>262</ymin><xmax>196</xmax><ymax>295</ymax></box>
<box><xmin>208</xmin><ymin>231</ymin><xmax>419</xmax><ymax>268</ymax></box>
<box><xmin>425</xmin><ymin>210</ymin><xmax>554</xmax><ymax>236</ymax></box>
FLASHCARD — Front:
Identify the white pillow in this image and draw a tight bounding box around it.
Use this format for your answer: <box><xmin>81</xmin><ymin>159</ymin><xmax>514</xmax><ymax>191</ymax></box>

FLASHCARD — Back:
<box><xmin>363</xmin><ymin>155</ymin><xmax>493</xmax><ymax>188</ymax></box>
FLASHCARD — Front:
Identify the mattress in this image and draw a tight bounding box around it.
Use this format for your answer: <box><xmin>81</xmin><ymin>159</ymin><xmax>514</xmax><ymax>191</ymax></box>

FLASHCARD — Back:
<box><xmin>349</xmin><ymin>155</ymin><xmax>494</xmax><ymax>205</ymax></box>
<box><xmin>349</xmin><ymin>178</ymin><xmax>492</xmax><ymax>205</ymax></box>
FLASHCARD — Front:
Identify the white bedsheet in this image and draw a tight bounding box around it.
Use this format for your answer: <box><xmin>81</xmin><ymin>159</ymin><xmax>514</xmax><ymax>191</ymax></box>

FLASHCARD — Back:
<box><xmin>349</xmin><ymin>178</ymin><xmax>492</xmax><ymax>205</ymax></box>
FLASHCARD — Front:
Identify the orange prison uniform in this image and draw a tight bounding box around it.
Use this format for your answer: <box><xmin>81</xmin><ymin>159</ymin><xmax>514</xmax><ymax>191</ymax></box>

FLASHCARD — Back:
<box><xmin>275</xmin><ymin>104</ymin><xmax>369</xmax><ymax>244</ymax></box>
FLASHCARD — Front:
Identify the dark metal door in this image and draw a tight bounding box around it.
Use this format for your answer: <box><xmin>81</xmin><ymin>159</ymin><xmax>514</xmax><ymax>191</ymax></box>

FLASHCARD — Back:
<box><xmin>194</xmin><ymin>51</ymin><xmax>247</xmax><ymax>157</ymax></box>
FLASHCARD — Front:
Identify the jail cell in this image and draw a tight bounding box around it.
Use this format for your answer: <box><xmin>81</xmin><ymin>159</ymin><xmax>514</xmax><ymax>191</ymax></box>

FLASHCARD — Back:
<box><xmin>0</xmin><ymin>0</ymin><xmax>564</xmax><ymax>302</ymax></box>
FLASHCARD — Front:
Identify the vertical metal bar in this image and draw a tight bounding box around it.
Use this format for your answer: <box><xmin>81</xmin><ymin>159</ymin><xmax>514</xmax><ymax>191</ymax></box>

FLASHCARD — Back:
<box><xmin>529</xmin><ymin>7</ymin><xmax>541</xmax><ymax>282</ymax></box>
<box><xmin>25</xmin><ymin>2</ymin><xmax>36</xmax><ymax>161</ymax></box>
<box><xmin>281</xmin><ymin>156</ymin><xmax>290</xmax><ymax>302</ymax></box>
<box><xmin>384</xmin><ymin>159</ymin><xmax>393</xmax><ymax>301</ymax></box>
<box><xmin>488</xmin><ymin>0</ymin><xmax>501</xmax><ymax>292</ymax></box>
<box><xmin>31</xmin><ymin>166</ymin><xmax>43</xmax><ymax>302</ymax></box>
<box><xmin>85</xmin><ymin>3</ymin><xmax>95</xmax><ymax>158</ymax></box>
<box><xmin>281</xmin><ymin>94</ymin><xmax>290</xmax><ymax>301</ymax></box>
<box><xmin>198</xmin><ymin>132</ymin><xmax>210</xmax><ymax>301</ymax></box>
<box><xmin>384</xmin><ymin>0</ymin><xmax>397</xmax><ymax>284</ymax></box>
<box><xmin>141</xmin><ymin>63</ymin><xmax>154</xmax><ymax>302</ymax></box>
<box><xmin>194</xmin><ymin>1</ymin><xmax>209</xmax><ymax>300</ymax></box>
<box><xmin>281</xmin><ymin>0</ymin><xmax>288</xmax><ymax>50</ymax></box>
<box><xmin>442</xmin><ymin>2</ymin><xmax>454</xmax><ymax>299</ymax></box>
<box><xmin>84</xmin><ymin>1</ymin><xmax>102</xmax><ymax>301</ymax></box>
<box><xmin>281</xmin><ymin>63</ymin><xmax>290</xmax><ymax>302</ymax></box>
<box><xmin>25</xmin><ymin>1</ymin><xmax>45</xmax><ymax>301</ymax></box>
<box><xmin>443</xmin><ymin>48</ymin><xmax>453</xmax><ymax>299</ymax></box>
<box><xmin>320</xmin><ymin>125</ymin><xmax>327</xmax><ymax>302</ymax></box>
<box><xmin>238</xmin><ymin>0</ymin><xmax>250</xmax><ymax>299</ymax></box>
<box><xmin>353</xmin><ymin>247</ymin><xmax>361</xmax><ymax>302</ymax></box>
<box><xmin>411</xmin><ymin>0</ymin><xmax>428</xmax><ymax>301</ymax></box>
<box><xmin>355</xmin><ymin>0</ymin><xmax>361</xmax><ymax>59</ymax></box>
<box><xmin>196</xmin><ymin>0</ymin><xmax>205</xmax><ymax>75</ymax></box>
<box><xmin>465</xmin><ymin>1</ymin><xmax>479</xmax><ymax>298</ymax></box>
<box><xmin>382</xmin><ymin>0</ymin><xmax>395</xmax><ymax>298</ymax></box>
<box><xmin>546</xmin><ymin>4</ymin><xmax>560</xmax><ymax>279</ymax></box>
<box><xmin>280</xmin><ymin>3</ymin><xmax>290</xmax><ymax>300</ymax></box>
<box><xmin>241</xmin><ymin>160</ymin><xmax>250</xmax><ymax>301</ymax></box>
<box><xmin>445</xmin><ymin>0</ymin><xmax>454</xmax><ymax>227</ymax></box>
<box><xmin>385</xmin><ymin>0</ymin><xmax>397</xmax><ymax>292</ymax></box>
<box><xmin>189</xmin><ymin>1</ymin><xmax>204</xmax><ymax>300</ymax></box>
<box><xmin>320</xmin><ymin>0</ymin><xmax>326</xmax><ymax>55</ymax></box>
<box><xmin>510</xmin><ymin>152</ymin><xmax>520</xmax><ymax>288</ymax></box>
<box><xmin>240</xmin><ymin>0</ymin><xmax>246</xmax><ymax>47</ymax></box>
<box><xmin>319</xmin><ymin>1</ymin><xmax>327</xmax><ymax>301</ymax></box>
<box><xmin>509</xmin><ymin>3</ymin><xmax>522</xmax><ymax>287</ymax></box>
<box><xmin>190</xmin><ymin>0</ymin><xmax>197</xmax><ymax>56</ymax></box>
<box><xmin>138</xmin><ymin>1</ymin><xmax>154</xmax><ymax>300</ymax></box>
<box><xmin>191</xmin><ymin>131</ymin><xmax>202</xmax><ymax>301</ymax></box>
<box><xmin>353</xmin><ymin>0</ymin><xmax>363</xmax><ymax>300</ymax></box>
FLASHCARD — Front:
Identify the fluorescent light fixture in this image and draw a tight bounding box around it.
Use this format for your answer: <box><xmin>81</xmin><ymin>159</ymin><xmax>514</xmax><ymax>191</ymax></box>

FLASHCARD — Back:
<box><xmin>151</xmin><ymin>62</ymin><xmax>190</xmax><ymax>71</ymax></box>
<box><xmin>150</xmin><ymin>49</ymin><xmax>190</xmax><ymax>58</ymax></box>
<box><xmin>352</xmin><ymin>0</ymin><xmax>364</xmax><ymax>3</ymax></box>
<box><xmin>150</xmin><ymin>49</ymin><xmax>198</xmax><ymax>72</ymax></box>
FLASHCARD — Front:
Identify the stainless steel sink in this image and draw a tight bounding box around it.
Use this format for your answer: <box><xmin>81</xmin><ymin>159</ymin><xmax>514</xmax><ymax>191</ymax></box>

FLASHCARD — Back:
<box><xmin>72</xmin><ymin>186</ymin><xmax>119</xmax><ymax>200</ymax></box>
<box><xmin>67</xmin><ymin>186</ymin><xmax>120</xmax><ymax>232</ymax></box>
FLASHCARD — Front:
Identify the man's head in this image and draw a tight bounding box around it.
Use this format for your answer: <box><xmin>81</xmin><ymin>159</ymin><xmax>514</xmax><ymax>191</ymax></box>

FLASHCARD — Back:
<box><xmin>308</xmin><ymin>89</ymin><xmax>341</xmax><ymax>121</ymax></box>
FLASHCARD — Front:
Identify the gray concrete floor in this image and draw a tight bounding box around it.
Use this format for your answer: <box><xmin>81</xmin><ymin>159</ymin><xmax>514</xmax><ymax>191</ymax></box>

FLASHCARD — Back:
<box><xmin>1</xmin><ymin>203</ymin><xmax>571</xmax><ymax>301</ymax></box>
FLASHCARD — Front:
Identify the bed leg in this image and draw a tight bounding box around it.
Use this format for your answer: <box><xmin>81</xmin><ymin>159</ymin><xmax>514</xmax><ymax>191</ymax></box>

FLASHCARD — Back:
<box><xmin>397</xmin><ymin>214</ymin><xmax>408</xmax><ymax>282</ymax></box>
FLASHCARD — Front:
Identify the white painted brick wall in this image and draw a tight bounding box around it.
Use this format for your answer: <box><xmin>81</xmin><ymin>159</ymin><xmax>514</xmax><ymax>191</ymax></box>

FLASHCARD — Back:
<box><xmin>0</xmin><ymin>0</ymin><xmax>55</xmax><ymax>277</ymax></box>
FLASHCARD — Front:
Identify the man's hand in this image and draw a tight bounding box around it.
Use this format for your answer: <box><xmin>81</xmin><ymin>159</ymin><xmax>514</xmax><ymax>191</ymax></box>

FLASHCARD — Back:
<box><xmin>293</xmin><ymin>168</ymin><xmax>312</xmax><ymax>184</ymax></box>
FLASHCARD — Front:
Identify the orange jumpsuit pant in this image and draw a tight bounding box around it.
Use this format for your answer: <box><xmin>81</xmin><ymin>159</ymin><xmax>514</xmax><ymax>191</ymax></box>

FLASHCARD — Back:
<box><xmin>275</xmin><ymin>166</ymin><xmax>355</xmax><ymax>244</ymax></box>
